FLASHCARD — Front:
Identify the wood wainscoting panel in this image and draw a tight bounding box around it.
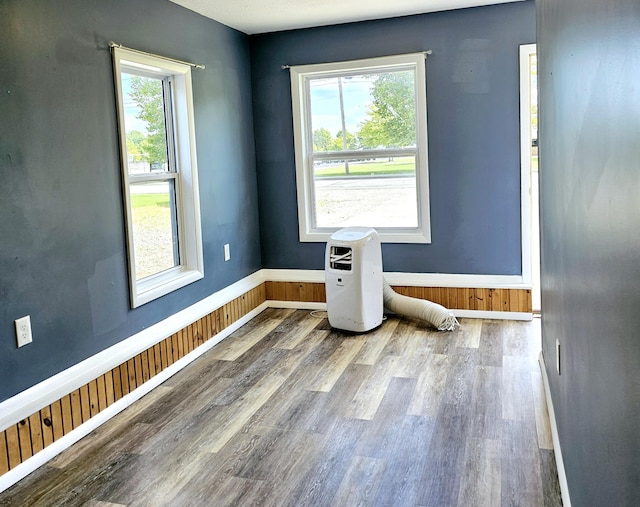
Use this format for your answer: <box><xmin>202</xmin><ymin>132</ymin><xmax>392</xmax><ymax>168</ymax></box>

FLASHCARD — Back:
<box><xmin>4</xmin><ymin>426</ymin><xmax>20</xmax><ymax>471</ymax></box>
<box><xmin>393</xmin><ymin>286</ymin><xmax>532</xmax><ymax>313</ymax></box>
<box><xmin>0</xmin><ymin>431</ymin><xmax>8</xmax><ymax>475</ymax></box>
<box><xmin>265</xmin><ymin>281</ymin><xmax>326</xmax><ymax>303</ymax></box>
<box><xmin>0</xmin><ymin>283</ymin><xmax>267</xmax><ymax>479</ymax></box>
<box><xmin>266</xmin><ymin>281</ymin><xmax>531</xmax><ymax>313</ymax></box>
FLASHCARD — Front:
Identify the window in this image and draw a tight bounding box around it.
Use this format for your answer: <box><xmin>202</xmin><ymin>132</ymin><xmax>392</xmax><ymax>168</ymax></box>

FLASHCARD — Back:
<box><xmin>113</xmin><ymin>47</ymin><xmax>203</xmax><ymax>308</ymax></box>
<box><xmin>290</xmin><ymin>53</ymin><xmax>431</xmax><ymax>243</ymax></box>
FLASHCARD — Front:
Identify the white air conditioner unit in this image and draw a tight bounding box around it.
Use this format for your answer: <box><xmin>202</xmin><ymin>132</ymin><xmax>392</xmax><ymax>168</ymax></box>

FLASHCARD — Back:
<box><xmin>325</xmin><ymin>227</ymin><xmax>383</xmax><ymax>332</ymax></box>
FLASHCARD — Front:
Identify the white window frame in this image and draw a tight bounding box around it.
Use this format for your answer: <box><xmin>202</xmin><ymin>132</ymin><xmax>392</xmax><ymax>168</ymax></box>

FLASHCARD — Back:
<box><xmin>290</xmin><ymin>52</ymin><xmax>431</xmax><ymax>244</ymax></box>
<box><xmin>113</xmin><ymin>47</ymin><xmax>203</xmax><ymax>308</ymax></box>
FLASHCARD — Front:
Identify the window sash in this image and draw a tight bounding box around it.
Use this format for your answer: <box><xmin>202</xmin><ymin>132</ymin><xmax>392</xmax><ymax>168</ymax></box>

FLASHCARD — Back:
<box><xmin>129</xmin><ymin>179</ymin><xmax>180</xmax><ymax>281</ymax></box>
<box><xmin>162</xmin><ymin>77</ymin><xmax>178</xmax><ymax>175</ymax></box>
<box><xmin>311</xmin><ymin>147</ymin><xmax>417</xmax><ymax>162</ymax></box>
<box><xmin>290</xmin><ymin>52</ymin><xmax>431</xmax><ymax>244</ymax></box>
<box><xmin>311</xmin><ymin>155</ymin><xmax>419</xmax><ymax>230</ymax></box>
<box><xmin>305</xmin><ymin>67</ymin><xmax>418</xmax><ymax>153</ymax></box>
<box><xmin>113</xmin><ymin>46</ymin><xmax>203</xmax><ymax>307</ymax></box>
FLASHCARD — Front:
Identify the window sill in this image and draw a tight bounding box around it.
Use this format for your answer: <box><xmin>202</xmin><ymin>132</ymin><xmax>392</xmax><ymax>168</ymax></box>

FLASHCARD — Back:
<box><xmin>132</xmin><ymin>267</ymin><xmax>204</xmax><ymax>308</ymax></box>
<box><xmin>299</xmin><ymin>229</ymin><xmax>431</xmax><ymax>244</ymax></box>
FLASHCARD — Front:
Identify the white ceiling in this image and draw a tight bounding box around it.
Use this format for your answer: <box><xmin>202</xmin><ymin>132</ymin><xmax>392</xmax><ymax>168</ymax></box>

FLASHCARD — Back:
<box><xmin>169</xmin><ymin>0</ymin><xmax>525</xmax><ymax>35</ymax></box>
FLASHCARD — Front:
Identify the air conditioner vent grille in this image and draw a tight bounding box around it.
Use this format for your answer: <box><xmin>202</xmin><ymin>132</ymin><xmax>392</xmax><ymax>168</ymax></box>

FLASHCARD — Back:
<box><xmin>330</xmin><ymin>246</ymin><xmax>352</xmax><ymax>271</ymax></box>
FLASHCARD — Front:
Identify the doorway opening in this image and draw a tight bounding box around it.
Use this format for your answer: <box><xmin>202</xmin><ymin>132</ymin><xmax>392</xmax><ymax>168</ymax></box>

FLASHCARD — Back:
<box><xmin>520</xmin><ymin>44</ymin><xmax>540</xmax><ymax>313</ymax></box>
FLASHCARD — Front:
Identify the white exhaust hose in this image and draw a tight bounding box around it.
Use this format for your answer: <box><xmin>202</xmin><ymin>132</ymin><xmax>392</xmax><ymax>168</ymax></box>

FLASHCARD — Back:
<box><xmin>382</xmin><ymin>278</ymin><xmax>460</xmax><ymax>331</ymax></box>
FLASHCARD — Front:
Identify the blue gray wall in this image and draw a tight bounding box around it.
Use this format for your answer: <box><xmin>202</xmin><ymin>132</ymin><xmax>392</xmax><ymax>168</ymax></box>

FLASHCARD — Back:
<box><xmin>250</xmin><ymin>2</ymin><xmax>535</xmax><ymax>274</ymax></box>
<box><xmin>538</xmin><ymin>0</ymin><xmax>640</xmax><ymax>504</ymax></box>
<box><xmin>0</xmin><ymin>0</ymin><xmax>536</xmax><ymax>403</ymax></box>
<box><xmin>0</xmin><ymin>0</ymin><xmax>261</xmax><ymax>402</ymax></box>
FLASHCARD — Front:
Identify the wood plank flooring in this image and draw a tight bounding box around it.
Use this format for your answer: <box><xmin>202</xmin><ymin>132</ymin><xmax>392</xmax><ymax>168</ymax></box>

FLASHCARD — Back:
<box><xmin>0</xmin><ymin>309</ymin><xmax>562</xmax><ymax>506</ymax></box>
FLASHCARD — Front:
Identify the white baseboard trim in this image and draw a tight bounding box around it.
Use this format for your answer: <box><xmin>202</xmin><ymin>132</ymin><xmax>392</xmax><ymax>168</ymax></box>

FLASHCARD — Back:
<box><xmin>267</xmin><ymin>301</ymin><xmax>327</xmax><ymax>310</ymax></box>
<box><xmin>453</xmin><ymin>310</ymin><xmax>532</xmax><ymax>321</ymax></box>
<box><xmin>0</xmin><ymin>302</ymin><xmax>268</xmax><ymax>495</ymax></box>
<box><xmin>384</xmin><ymin>271</ymin><xmax>530</xmax><ymax>289</ymax></box>
<box><xmin>539</xmin><ymin>352</ymin><xmax>571</xmax><ymax>507</ymax></box>
<box><xmin>262</xmin><ymin>269</ymin><xmax>325</xmax><ymax>283</ymax></box>
<box><xmin>263</xmin><ymin>268</ymin><xmax>531</xmax><ymax>289</ymax></box>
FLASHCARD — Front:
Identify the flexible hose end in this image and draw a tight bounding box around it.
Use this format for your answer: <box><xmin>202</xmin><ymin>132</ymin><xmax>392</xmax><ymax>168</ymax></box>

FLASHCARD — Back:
<box><xmin>383</xmin><ymin>279</ymin><xmax>459</xmax><ymax>331</ymax></box>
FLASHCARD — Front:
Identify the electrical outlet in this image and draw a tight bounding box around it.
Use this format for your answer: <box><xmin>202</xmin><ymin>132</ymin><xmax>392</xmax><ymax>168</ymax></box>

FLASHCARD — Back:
<box><xmin>556</xmin><ymin>338</ymin><xmax>561</xmax><ymax>375</ymax></box>
<box><xmin>224</xmin><ymin>243</ymin><xmax>230</xmax><ymax>262</ymax></box>
<box><xmin>15</xmin><ymin>315</ymin><xmax>33</xmax><ymax>347</ymax></box>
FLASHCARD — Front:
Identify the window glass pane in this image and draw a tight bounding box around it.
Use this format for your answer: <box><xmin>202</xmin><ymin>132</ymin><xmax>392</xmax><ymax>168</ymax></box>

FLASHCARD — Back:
<box><xmin>309</xmin><ymin>70</ymin><xmax>416</xmax><ymax>153</ymax></box>
<box><xmin>121</xmin><ymin>73</ymin><xmax>169</xmax><ymax>174</ymax></box>
<box><xmin>313</xmin><ymin>156</ymin><xmax>418</xmax><ymax>228</ymax></box>
<box><xmin>130</xmin><ymin>181</ymin><xmax>179</xmax><ymax>280</ymax></box>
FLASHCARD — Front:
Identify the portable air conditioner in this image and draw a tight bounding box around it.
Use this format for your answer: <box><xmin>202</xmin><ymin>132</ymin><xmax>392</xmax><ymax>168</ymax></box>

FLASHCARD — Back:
<box><xmin>325</xmin><ymin>227</ymin><xmax>383</xmax><ymax>332</ymax></box>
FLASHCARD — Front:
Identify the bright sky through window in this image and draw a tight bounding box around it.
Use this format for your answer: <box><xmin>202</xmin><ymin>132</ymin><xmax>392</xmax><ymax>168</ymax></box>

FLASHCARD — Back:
<box><xmin>309</xmin><ymin>76</ymin><xmax>373</xmax><ymax>136</ymax></box>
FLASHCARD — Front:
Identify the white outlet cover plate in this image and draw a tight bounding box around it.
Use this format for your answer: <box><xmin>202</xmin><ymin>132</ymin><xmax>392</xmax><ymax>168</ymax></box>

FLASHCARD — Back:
<box><xmin>15</xmin><ymin>315</ymin><xmax>33</xmax><ymax>347</ymax></box>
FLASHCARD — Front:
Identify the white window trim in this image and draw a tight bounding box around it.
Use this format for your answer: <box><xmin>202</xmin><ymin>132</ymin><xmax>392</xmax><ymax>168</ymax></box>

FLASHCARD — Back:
<box><xmin>290</xmin><ymin>52</ymin><xmax>431</xmax><ymax>244</ymax></box>
<box><xmin>113</xmin><ymin>47</ymin><xmax>204</xmax><ymax>308</ymax></box>
<box><xmin>519</xmin><ymin>43</ymin><xmax>536</xmax><ymax>288</ymax></box>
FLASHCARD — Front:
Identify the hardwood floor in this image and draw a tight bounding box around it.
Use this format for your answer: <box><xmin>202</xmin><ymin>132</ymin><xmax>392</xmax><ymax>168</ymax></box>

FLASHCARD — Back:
<box><xmin>0</xmin><ymin>309</ymin><xmax>562</xmax><ymax>506</ymax></box>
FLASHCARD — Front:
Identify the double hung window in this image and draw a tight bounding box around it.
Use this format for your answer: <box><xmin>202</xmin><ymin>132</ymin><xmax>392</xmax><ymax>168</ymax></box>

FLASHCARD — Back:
<box><xmin>113</xmin><ymin>47</ymin><xmax>203</xmax><ymax>307</ymax></box>
<box><xmin>290</xmin><ymin>52</ymin><xmax>431</xmax><ymax>243</ymax></box>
